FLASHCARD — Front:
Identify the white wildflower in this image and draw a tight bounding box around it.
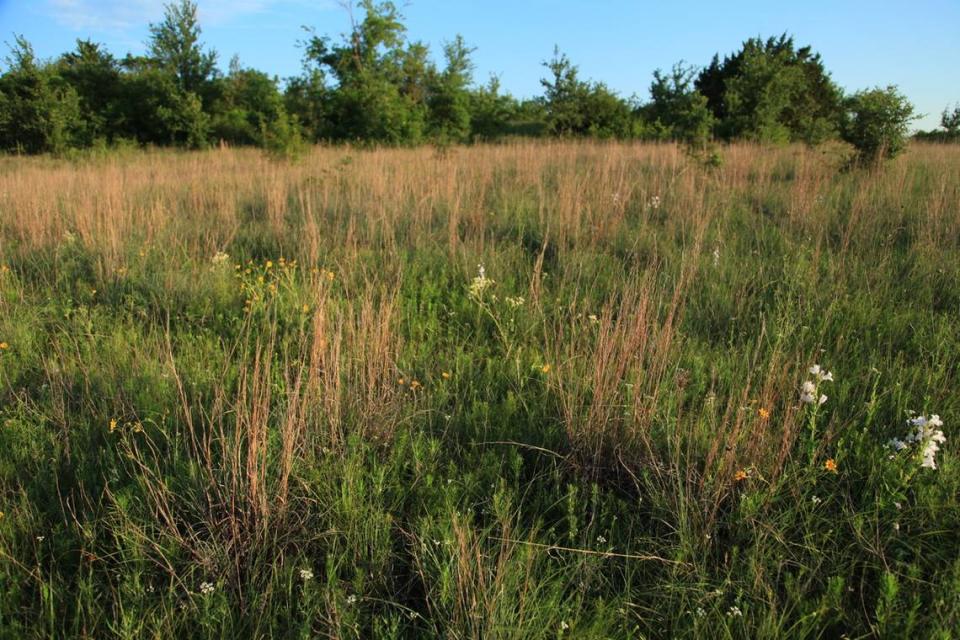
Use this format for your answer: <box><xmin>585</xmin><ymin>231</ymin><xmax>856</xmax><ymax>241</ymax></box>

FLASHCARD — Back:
<box><xmin>596</xmin><ymin>535</ymin><xmax>607</xmax><ymax>544</ymax></box>
<box><xmin>811</xmin><ymin>495</ymin><xmax>822</xmax><ymax>505</ymax></box>
<box><xmin>560</xmin><ymin>620</ymin><xmax>570</xmax><ymax>631</ymax></box>
<box><xmin>199</xmin><ymin>582</ymin><xmax>215</xmax><ymax>595</ymax></box>
<box><xmin>587</xmin><ymin>314</ymin><xmax>599</xmax><ymax>324</ymax></box>
<box><xmin>712</xmin><ymin>246</ymin><xmax>720</xmax><ymax>266</ymax></box>
<box><xmin>468</xmin><ymin>264</ymin><xmax>494</xmax><ymax>300</ymax></box>
<box><xmin>299</xmin><ymin>569</ymin><xmax>314</xmax><ymax>581</ymax></box>
<box><xmin>695</xmin><ymin>607</ymin><xmax>706</xmax><ymax>618</ymax></box>
<box><xmin>211</xmin><ymin>251</ymin><xmax>230</xmax><ymax>265</ymax></box>
<box><xmin>505</xmin><ymin>296</ymin><xmax>525</xmax><ymax>308</ymax></box>
<box><xmin>800</xmin><ymin>365</ymin><xmax>833</xmax><ymax>405</ymax></box>
<box><xmin>897</xmin><ymin>414</ymin><xmax>946</xmax><ymax>470</ymax></box>
<box><xmin>346</xmin><ymin>594</ymin><xmax>358</xmax><ymax>604</ymax></box>
<box><xmin>726</xmin><ymin>606</ymin><xmax>743</xmax><ymax>617</ymax></box>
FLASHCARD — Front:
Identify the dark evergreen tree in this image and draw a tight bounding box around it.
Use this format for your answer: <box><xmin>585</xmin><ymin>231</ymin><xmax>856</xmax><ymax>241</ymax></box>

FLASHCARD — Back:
<box><xmin>696</xmin><ymin>34</ymin><xmax>843</xmax><ymax>144</ymax></box>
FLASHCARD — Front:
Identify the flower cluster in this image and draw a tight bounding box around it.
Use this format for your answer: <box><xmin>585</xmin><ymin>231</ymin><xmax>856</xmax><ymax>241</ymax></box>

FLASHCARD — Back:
<box><xmin>649</xmin><ymin>195</ymin><xmax>661</xmax><ymax>210</ymax></box>
<box><xmin>468</xmin><ymin>264</ymin><xmax>494</xmax><ymax>300</ymax></box>
<box><xmin>889</xmin><ymin>414</ymin><xmax>946</xmax><ymax>470</ymax></box>
<box><xmin>199</xmin><ymin>581</ymin><xmax>215</xmax><ymax>595</ymax></box>
<box><xmin>299</xmin><ymin>568</ymin><xmax>314</xmax><ymax>581</ymax></box>
<box><xmin>800</xmin><ymin>364</ymin><xmax>833</xmax><ymax>405</ymax></box>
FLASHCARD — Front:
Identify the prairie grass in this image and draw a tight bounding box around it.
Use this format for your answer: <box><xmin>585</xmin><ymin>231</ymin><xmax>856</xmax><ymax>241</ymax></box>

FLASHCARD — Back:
<box><xmin>0</xmin><ymin>140</ymin><xmax>958</xmax><ymax>638</ymax></box>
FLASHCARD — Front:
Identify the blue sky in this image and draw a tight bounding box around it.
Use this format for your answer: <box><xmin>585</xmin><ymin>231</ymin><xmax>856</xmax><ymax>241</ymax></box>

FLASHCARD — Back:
<box><xmin>1</xmin><ymin>0</ymin><xmax>958</xmax><ymax>130</ymax></box>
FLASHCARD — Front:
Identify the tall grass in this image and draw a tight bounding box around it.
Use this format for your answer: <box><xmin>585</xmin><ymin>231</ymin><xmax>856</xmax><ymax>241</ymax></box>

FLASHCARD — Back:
<box><xmin>0</xmin><ymin>140</ymin><xmax>957</xmax><ymax>638</ymax></box>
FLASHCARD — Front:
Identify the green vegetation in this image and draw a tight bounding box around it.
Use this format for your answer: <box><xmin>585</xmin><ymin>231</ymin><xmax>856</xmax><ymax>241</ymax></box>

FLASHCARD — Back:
<box><xmin>2</xmin><ymin>1</ymin><xmax>948</xmax><ymax>156</ymax></box>
<box><xmin>0</xmin><ymin>141</ymin><xmax>957</xmax><ymax>638</ymax></box>
<box><xmin>841</xmin><ymin>86</ymin><xmax>917</xmax><ymax>164</ymax></box>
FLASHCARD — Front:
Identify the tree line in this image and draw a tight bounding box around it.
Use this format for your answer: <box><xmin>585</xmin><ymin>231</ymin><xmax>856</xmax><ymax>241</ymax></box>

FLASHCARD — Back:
<box><xmin>0</xmin><ymin>0</ymin><xmax>952</xmax><ymax>162</ymax></box>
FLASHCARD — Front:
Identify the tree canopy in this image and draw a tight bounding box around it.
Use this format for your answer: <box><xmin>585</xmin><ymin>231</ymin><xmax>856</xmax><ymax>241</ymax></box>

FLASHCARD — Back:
<box><xmin>0</xmin><ymin>2</ymin><xmax>940</xmax><ymax>158</ymax></box>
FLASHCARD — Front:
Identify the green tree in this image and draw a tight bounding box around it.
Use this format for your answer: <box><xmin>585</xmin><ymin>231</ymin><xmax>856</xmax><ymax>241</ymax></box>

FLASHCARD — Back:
<box><xmin>644</xmin><ymin>63</ymin><xmax>714</xmax><ymax>147</ymax></box>
<box><xmin>696</xmin><ymin>35</ymin><xmax>842</xmax><ymax>144</ymax></box>
<box><xmin>210</xmin><ymin>57</ymin><xmax>286</xmax><ymax>146</ymax></box>
<box><xmin>57</xmin><ymin>40</ymin><xmax>123</xmax><ymax>145</ymax></box>
<box><xmin>467</xmin><ymin>75</ymin><xmax>518</xmax><ymax>140</ymax></box>
<box><xmin>148</xmin><ymin>0</ymin><xmax>218</xmax><ymax>98</ymax></box>
<box><xmin>841</xmin><ymin>86</ymin><xmax>916</xmax><ymax>164</ymax></box>
<box><xmin>941</xmin><ymin>104</ymin><xmax>960</xmax><ymax>136</ymax></box>
<box><xmin>427</xmin><ymin>35</ymin><xmax>474</xmax><ymax>142</ymax></box>
<box><xmin>118</xmin><ymin>56</ymin><xmax>210</xmax><ymax>148</ymax></box>
<box><xmin>539</xmin><ymin>47</ymin><xmax>633</xmax><ymax>138</ymax></box>
<box><xmin>301</xmin><ymin>0</ymin><xmax>430</xmax><ymax>143</ymax></box>
<box><xmin>0</xmin><ymin>36</ymin><xmax>83</xmax><ymax>153</ymax></box>
<box><xmin>540</xmin><ymin>47</ymin><xmax>587</xmax><ymax>136</ymax></box>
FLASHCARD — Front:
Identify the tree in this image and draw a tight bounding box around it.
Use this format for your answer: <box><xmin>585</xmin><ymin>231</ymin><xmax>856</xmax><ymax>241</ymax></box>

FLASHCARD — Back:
<box><xmin>696</xmin><ymin>35</ymin><xmax>842</xmax><ymax>144</ymax></box>
<box><xmin>467</xmin><ymin>75</ymin><xmax>518</xmax><ymax>140</ymax></box>
<box><xmin>148</xmin><ymin>0</ymin><xmax>217</xmax><ymax>98</ymax></box>
<box><xmin>0</xmin><ymin>36</ymin><xmax>83</xmax><ymax>153</ymax></box>
<box><xmin>427</xmin><ymin>35</ymin><xmax>474</xmax><ymax>142</ymax></box>
<box><xmin>300</xmin><ymin>0</ymin><xmax>431</xmax><ymax>143</ymax></box>
<box><xmin>645</xmin><ymin>63</ymin><xmax>714</xmax><ymax>147</ymax></box>
<box><xmin>540</xmin><ymin>47</ymin><xmax>587</xmax><ymax>136</ymax></box>
<box><xmin>118</xmin><ymin>55</ymin><xmax>210</xmax><ymax>148</ymax></box>
<box><xmin>57</xmin><ymin>40</ymin><xmax>123</xmax><ymax>145</ymax></box>
<box><xmin>210</xmin><ymin>57</ymin><xmax>286</xmax><ymax>146</ymax></box>
<box><xmin>942</xmin><ymin>104</ymin><xmax>960</xmax><ymax>136</ymax></box>
<box><xmin>539</xmin><ymin>47</ymin><xmax>633</xmax><ymax>138</ymax></box>
<box><xmin>841</xmin><ymin>86</ymin><xmax>916</xmax><ymax>164</ymax></box>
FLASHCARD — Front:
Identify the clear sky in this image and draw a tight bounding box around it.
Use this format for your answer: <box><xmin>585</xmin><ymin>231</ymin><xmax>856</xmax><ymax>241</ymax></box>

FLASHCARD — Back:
<box><xmin>1</xmin><ymin>0</ymin><xmax>958</xmax><ymax>130</ymax></box>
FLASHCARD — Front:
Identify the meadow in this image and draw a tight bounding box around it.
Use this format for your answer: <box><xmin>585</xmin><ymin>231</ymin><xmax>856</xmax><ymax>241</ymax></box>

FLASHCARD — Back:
<box><xmin>0</xmin><ymin>140</ymin><xmax>957</xmax><ymax>638</ymax></box>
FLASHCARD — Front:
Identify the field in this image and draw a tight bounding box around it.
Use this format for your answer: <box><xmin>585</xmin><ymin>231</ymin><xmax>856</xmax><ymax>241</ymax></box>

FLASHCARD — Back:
<box><xmin>0</xmin><ymin>141</ymin><xmax>958</xmax><ymax>638</ymax></box>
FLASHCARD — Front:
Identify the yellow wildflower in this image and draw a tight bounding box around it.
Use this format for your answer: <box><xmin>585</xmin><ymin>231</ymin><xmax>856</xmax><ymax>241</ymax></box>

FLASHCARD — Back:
<box><xmin>541</xmin><ymin>364</ymin><xmax>551</xmax><ymax>374</ymax></box>
<box><xmin>0</xmin><ymin>342</ymin><xmax>8</xmax><ymax>350</ymax></box>
<box><xmin>758</xmin><ymin>407</ymin><xmax>771</xmax><ymax>420</ymax></box>
<box><xmin>265</xmin><ymin>260</ymin><xmax>273</xmax><ymax>269</ymax></box>
<box><xmin>410</xmin><ymin>379</ymin><xmax>422</xmax><ymax>390</ymax></box>
<box><xmin>109</xmin><ymin>419</ymin><xmax>118</xmax><ymax>433</ymax></box>
<box><xmin>398</xmin><ymin>378</ymin><xmax>405</xmax><ymax>386</ymax></box>
<box><xmin>302</xmin><ymin>304</ymin><xmax>311</xmax><ymax>313</ymax></box>
<box><xmin>326</xmin><ymin>270</ymin><xmax>335</xmax><ymax>281</ymax></box>
<box><xmin>441</xmin><ymin>371</ymin><xmax>451</xmax><ymax>380</ymax></box>
<box><xmin>824</xmin><ymin>458</ymin><xmax>837</xmax><ymax>473</ymax></box>
<box><xmin>734</xmin><ymin>469</ymin><xmax>748</xmax><ymax>482</ymax></box>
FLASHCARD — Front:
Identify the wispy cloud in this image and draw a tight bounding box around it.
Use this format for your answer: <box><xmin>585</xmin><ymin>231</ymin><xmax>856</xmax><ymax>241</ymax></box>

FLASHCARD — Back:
<box><xmin>43</xmin><ymin>0</ymin><xmax>333</xmax><ymax>33</ymax></box>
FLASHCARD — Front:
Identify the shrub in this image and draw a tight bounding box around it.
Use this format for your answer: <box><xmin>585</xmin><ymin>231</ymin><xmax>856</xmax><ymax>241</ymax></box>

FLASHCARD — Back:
<box><xmin>841</xmin><ymin>86</ymin><xmax>916</xmax><ymax>164</ymax></box>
